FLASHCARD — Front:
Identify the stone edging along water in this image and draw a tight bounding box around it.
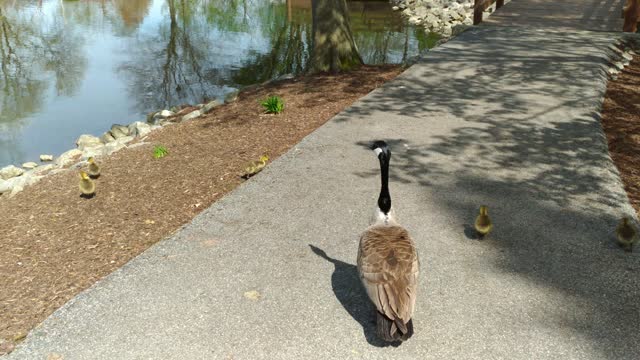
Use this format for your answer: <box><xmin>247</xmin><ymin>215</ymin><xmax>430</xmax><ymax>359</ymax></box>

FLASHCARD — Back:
<box><xmin>392</xmin><ymin>0</ymin><xmax>475</xmax><ymax>37</ymax></box>
<box><xmin>0</xmin><ymin>90</ymin><xmax>240</xmax><ymax>199</ymax></box>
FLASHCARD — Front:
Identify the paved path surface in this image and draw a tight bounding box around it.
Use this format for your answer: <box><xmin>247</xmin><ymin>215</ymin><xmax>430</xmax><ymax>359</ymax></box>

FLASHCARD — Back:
<box><xmin>7</xmin><ymin>5</ymin><xmax>640</xmax><ymax>360</ymax></box>
<box><xmin>485</xmin><ymin>0</ymin><xmax>625</xmax><ymax>31</ymax></box>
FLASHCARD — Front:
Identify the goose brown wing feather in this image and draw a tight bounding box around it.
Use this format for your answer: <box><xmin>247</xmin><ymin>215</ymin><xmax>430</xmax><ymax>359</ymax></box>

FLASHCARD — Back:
<box><xmin>357</xmin><ymin>225</ymin><xmax>419</xmax><ymax>324</ymax></box>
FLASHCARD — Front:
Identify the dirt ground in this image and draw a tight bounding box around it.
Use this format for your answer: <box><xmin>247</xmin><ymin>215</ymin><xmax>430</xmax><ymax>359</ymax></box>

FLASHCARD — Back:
<box><xmin>0</xmin><ymin>65</ymin><xmax>402</xmax><ymax>355</ymax></box>
<box><xmin>601</xmin><ymin>54</ymin><xmax>640</xmax><ymax>218</ymax></box>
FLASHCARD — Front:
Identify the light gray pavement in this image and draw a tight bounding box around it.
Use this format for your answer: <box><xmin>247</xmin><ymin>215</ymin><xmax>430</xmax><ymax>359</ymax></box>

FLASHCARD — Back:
<box><xmin>7</xmin><ymin>26</ymin><xmax>640</xmax><ymax>359</ymax></box>
<box><xmin>485</xmin><ymin>0</ymin><xmax>625</xmax><ymax>32</ymax></box>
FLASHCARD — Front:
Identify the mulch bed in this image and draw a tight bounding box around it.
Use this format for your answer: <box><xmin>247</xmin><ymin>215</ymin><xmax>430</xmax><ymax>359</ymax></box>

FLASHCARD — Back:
<box><xmin>0</xmin><ymin>65</ymin><xmax>402</xmax><ymax>355</ymax></box>
<box><xmin>601</xmin><ymin>54</ymin><xmax>640</xmax><ymax>218</ymax></box>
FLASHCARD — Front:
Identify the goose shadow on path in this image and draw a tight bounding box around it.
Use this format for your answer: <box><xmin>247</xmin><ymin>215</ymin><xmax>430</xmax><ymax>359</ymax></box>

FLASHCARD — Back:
<box><xmin>309</xmin><ymin>245</ymin><xmax>402</xmax><ymax>348</ymax></box>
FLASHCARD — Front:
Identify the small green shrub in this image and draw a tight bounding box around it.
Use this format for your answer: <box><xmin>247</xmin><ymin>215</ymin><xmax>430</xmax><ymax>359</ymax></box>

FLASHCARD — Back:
<box><xmin>153</xmin><ymin>145</ymin><xmax>168</xmax><ymax>159</ymax></box>
<box><xmin>261</xmin><ymin>96</ymin><xmax>285</xmax><ymax>114</ymax></box>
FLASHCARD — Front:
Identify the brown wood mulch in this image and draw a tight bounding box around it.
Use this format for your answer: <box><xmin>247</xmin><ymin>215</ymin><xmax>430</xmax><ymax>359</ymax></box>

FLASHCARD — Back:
<box><xmin>0</xmin><ymin>65</ymin><xmax>402</xmax><ymax>355</ymax></box>
<box><xmin>601</xmin><ymin>54</ymin><xmax>640</xmax><ymax>218</ymax></box>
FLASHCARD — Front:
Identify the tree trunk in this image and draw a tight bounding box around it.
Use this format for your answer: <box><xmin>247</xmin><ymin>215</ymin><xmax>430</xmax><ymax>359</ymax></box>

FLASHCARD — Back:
<box><xmin>310</xmin><ymin>0</ymin><xmax>363</xmax><ymax>73</ymax></box>
<box><xmin>623</xmin><ymin>0</ymin><xmax>640</xmax><ymax>32</ymax></box>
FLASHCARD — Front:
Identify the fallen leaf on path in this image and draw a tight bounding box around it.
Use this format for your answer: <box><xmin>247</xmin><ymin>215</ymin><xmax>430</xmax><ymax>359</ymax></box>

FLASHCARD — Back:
<box><xmin>243</xmin><ymin>290</ymin><xmax>261</xmax><ymax>301</ymax></box>
<box><xmin>201</xmin><ymin>239</ymin><xmax>219</xmax><ymax>247</ymax></box>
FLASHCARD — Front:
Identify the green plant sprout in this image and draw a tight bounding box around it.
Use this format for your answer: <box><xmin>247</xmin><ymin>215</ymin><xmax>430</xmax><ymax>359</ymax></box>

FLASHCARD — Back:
<box><xmin>153</xmin><ymin>145</ymin><xmax>169</xmax><ymax>159</ymax></box>
<box><xmin>261</xmin><ymin>96</ymin><xmax>285</xmax><ymax>114</ymax></box>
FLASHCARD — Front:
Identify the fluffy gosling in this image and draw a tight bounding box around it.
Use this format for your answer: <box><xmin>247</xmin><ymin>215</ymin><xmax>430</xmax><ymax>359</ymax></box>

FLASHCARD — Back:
<box><xmin>474</xmin><ymin>205</ymin><xmax>493</xmax><ymax>239</ymax></box>
<box><xmin>616</xmin><ymin>217</ymin><xmax>638</xmax><ymax>252</ymax></box>
<box><xmin>79</xmin><ymin>171</ymin><xmax>96</xmax><ymax>198</ymax></box>
<box><xmin>87</xmin><ymin>156</ymin><xmax>100</xmax><ymax>178</ymax></box>
<box><xmin>243</xmin><ymin>155</ymin><xmax>269</xmax><ymax>178</ymax></box>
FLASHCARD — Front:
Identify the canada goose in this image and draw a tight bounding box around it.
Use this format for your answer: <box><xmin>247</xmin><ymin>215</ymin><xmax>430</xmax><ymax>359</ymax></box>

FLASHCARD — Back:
<box><xmin>474</xmin><ymin>205</ymin><xmax>492</xmax><ymax>239</ymax></box>
<box><xmin>79</xmin><ymin>171</ymin><xmax>95</xmax><ymax>198</ymax></box>
<box><xmin>357</xmin><ymin>140</ymin><xmax>419</xmax><ymax>342</ymax></box>
<box><xmin>242</xmin><ymin>155</ymin><xmax>269</xmax><ymax>178</ymax></box>
<box><xmin>87</xmin><ymin>157</ymin><xmax>100</xmax><ymax>178</ymax></box>
<box><xmin>616</xmin><ymin>217</ymin><xmax>638</xmax><ymax>252</ymax></box>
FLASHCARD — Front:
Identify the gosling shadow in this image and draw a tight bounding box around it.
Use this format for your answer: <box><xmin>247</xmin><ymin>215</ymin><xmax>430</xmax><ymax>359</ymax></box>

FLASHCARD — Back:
<box><xmin>80</xmin><ymin>193</ymin><xmax>95</xmax><ymax>199</ymax></box>
<box><xmin>463</xmin><ymin>223</ymin><xmax>478</xmax><ymax>240</ymax></box>
<box><xmin>309</xmin><ymin>244</ymin><xmax>401</xmax><ymax>347</ymax></box>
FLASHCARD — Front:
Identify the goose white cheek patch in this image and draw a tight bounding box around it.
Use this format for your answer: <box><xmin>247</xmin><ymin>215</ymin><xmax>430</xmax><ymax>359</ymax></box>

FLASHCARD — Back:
<box><xmin>373</xmin><ymin>148</ymin><xmax>383</xmax><ymax>156</ymax></box>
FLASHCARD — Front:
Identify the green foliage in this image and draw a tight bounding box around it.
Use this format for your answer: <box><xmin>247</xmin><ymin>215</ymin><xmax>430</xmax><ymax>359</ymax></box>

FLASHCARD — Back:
<box><xmin>261</xmin><ymin>96</ymin><xmax>285</xmax><ymax>114</ymax></box>
<box><xmin>153</xmin><ymin>145</ymin><xmax>169</xmax><ymax>159</ymax></box>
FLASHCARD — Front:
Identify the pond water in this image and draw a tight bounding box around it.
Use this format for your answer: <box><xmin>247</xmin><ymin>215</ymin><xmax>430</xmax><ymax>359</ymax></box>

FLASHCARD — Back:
<box><xmin>0</xmin><ymin>0</ymin><xmax>439</xmax><ymax>167</ymax></box>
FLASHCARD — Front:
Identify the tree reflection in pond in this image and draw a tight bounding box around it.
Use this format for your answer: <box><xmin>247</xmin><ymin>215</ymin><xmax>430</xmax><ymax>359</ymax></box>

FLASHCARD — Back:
<box><xmin>0</xmin><ymin>3</ymin><xmax>86</xmax><ymax>165</ymax></box>
<box><xmin>121</xmin><ymin>0</ymin><xmax>437</xmax><ymax>112</ymax></box>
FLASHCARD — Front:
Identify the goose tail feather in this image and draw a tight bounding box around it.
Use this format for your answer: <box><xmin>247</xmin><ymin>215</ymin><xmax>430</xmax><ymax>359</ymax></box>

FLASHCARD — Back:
<box><xmin>376</xmin><ymin>312</ymin><xmax>413</xmax><ymax>342</ymax></box>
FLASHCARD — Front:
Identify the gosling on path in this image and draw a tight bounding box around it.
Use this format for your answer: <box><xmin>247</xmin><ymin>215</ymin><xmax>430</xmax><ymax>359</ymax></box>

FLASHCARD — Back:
<box><xmin>474</xmin><ymin>205</ymin><xmax>492</xmax><ymax>239</ymax></box>
<box><xmin>616</xmin><ymin>217</ymin><xmax>638</xmax><ymax>252</ymax></box>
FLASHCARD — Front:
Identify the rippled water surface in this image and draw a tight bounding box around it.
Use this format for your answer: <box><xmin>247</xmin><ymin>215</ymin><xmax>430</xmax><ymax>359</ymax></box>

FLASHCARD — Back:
<box><xmin>0</xmin><ymin>0</ymin><xmax>438</xmax><ymax>166</ymax></box>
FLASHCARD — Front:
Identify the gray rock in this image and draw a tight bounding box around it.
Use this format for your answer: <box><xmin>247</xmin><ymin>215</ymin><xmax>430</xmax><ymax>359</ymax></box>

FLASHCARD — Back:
<box><xmin>128</xmin><ymin>121</ymin><xmax>152</xmax><ymax>137</ymax></box>
<box><xmin>0</xmin><ymin>174</ymin><xmax>42</xmax><ymax>195</ymax></box>
<box><xmin>32</xmin><ymin>164</ymin><xmax>55</xmax><ymax>175</ymax></box>
<box><xmin>0</xmin><ymin>165</ymin><xmax>25</xmax><ymax>180</ymax></box>
<box><xmin>0</xmin><ymin>180</ymin><xmax>16</xmax><ymax>194</ymax></box>
<box><xmin>277</xmin><ymin>73</ymin><xmax>295</xmax><ymax>81</ymax></box>
<box><xmin>76</xmin><ymin>134</ymin><xmax>102</xmax><ymax>150</ymax></box>
<box><xmin>128</xmin><ymin>142</ymin><xmax>149</xmax><ymax>149</ymax></box>
<box><xmin>153</xmin><ymin>110</ymin><xmax>175</xmax><ymax>121</ymax></box>
<box><xmin>56</xmin><ymin>149</ymin><xmax>83</xmax><ymax>167</ymax></box>
<box><xmin>608</xmin><ymin>43</ymin><xmax>624</xmax><ymax>55</ymax></box>
<box><xmin>114</xmin><ymin>135</ymin><xmax>135</xmax><ymax>145</ymax></box>
<box><xmin>22</xmin><ymin>162</ymin><xmax>38</xmax><ymax>169</ymax></box>
<box><xmin>104</xmin><ymin>141</ymin><xmax>126</xmax><ymax>155</ymax></box>
<box><xmin>82</xmin><ymin>145</ymin><xmax>107</xmax><ymax>159</ymax></box>
<box><xmin>146</xmin><ymin>111</ymin><xmax>157</xmax><ymax>123</ymax></box>
<box><xmin>201</xmin><ymin>100</ymin><xmax>223</xmax><ymax>114</ymax></box>
<box><xmin>110</xmin><ymin>124</ymin><xmax>130</xmax><ymax>139</ymax></box>
<box><xmin>224</xmin><ymin>90</ymin><xmax>239</xmax><ymax>104</ymax></box>
<box><xmin>39</xmin><ymin>154</ymin><xmax>54</xmax><ymax>162</ymax></box>
<box><xmin>100</xmin><ymin>132</ymin><xmax>116</xmax><ymax>143</ymax></box>
<box><xmin>181</xmin><ymin>110</ymin><xmax>202</xmax><ymax>122</ymax></box>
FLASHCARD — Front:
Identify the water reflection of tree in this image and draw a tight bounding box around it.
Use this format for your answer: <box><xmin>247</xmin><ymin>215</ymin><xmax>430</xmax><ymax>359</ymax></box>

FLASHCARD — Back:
<box><xmin>122</xmin><ymin>0</ymin><xmax>435</xmax><ymax>112</ymax></box>
<box><xmin>232</xmin><ymin>8</ymin><xmax>311</xmax><ymax>85</ymax></box>
<box><xmin>233</xmin><ymin>0</ymin><xmax>433</xmax><ymax>83</ymax></box>
<box><xmin>0</xmin><ymin>6</ymin><xmax>86</xmax><ymax>123</ymax></box>
<box><xmin>114</xmin><ymin>0</ymin><xmax>152</xmax><ymax>31</ymax></box>
<box><xmin>0</xmin><ymin>4</ymin><xmax>87</xmax><ymax>164</ymax></box>
<box><xmin>120</xmin><ymin>0</ymin><xmax>213</xmax><ymax>112</ymax></box>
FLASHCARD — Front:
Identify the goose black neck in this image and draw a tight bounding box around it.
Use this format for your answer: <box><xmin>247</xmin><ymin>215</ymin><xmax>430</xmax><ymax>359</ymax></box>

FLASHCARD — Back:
<box><xmin>377</xmin><ymin>151</ymin><xmax>391</xmax><ymax>215</ymax></box>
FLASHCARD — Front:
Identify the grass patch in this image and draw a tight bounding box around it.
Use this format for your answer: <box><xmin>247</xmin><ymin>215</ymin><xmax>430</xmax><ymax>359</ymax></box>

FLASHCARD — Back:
<box><xmin>153</xmin><ymin>145</ymin><xmax>169</xmax><ymax>159</ymax></box>
<box><xmin>261</xmin><ymin>96</ymin><xmax>285</xmax><ymax>114</ymax></box>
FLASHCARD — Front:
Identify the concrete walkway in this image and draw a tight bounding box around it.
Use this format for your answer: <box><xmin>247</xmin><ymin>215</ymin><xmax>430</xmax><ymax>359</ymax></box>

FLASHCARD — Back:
<box><xmin>486</xmin><ymin>0</ymin><xmax>625</xmax><ymax>32</ymax></box>
<box><xmin>7</xmin><ymin>9</ymin><xmax>640</xmax><ymax>360</ymax></box>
